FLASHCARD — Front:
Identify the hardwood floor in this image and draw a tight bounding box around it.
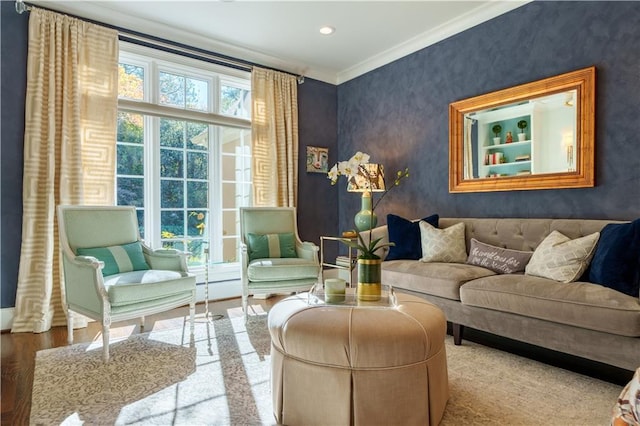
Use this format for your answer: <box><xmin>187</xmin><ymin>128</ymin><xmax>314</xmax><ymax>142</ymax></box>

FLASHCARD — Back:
<box><xmin>0</xmin><ymin>296</ymin><xmax>284</xmax><ymax>426</ymax></box>
<box><xmin>2</xmin><ymin>295</ymin><xmax>633</xmax><ymax>425</ymax></box>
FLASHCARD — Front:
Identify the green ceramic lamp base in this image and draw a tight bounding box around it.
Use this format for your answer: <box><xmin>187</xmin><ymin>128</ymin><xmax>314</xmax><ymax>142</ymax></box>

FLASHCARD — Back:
<box><xmin>354</xmin><ymin>191</ymin><xmax>377</xmax><ymax>232</ymax></box>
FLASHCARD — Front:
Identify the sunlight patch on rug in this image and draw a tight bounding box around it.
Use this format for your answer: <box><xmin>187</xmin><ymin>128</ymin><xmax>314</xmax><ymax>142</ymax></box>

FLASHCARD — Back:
<box><xmin>31</xmin><ymin>314</ymin><xmax>274</xmax><ymax>425</ymax></box>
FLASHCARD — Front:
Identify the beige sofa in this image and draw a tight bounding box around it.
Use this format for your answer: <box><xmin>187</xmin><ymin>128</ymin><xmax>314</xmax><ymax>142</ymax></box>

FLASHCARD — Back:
<box><xmin>369</xmin><ymin>218</ymin><xmax>640</xmax><ymax>371</ymax></box>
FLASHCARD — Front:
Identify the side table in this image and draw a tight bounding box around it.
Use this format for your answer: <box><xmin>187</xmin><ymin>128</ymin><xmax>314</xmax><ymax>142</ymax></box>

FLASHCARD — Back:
<box><xmin>320</xmin><ymin>236</ymin><xmax>356</xmax><ymax>287</ymax></box>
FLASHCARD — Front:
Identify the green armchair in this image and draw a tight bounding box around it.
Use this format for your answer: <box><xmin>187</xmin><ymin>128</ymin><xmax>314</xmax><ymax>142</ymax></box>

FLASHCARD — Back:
<box><xmin>239</xmin><ymin>207</ymin><xmax>320</xmax><ymax>321</ymax></box>
<box><xmin>57</xmin><ymin>205</ymin><xmax>196</xmax><ymax>362</ymax></box>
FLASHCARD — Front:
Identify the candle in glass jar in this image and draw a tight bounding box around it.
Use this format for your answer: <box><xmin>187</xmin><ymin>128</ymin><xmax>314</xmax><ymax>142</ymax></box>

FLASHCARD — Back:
<box><xmin>324</xmin><ymin>278</ymin><xmax>346</xmax><ymax>302</ymax></box>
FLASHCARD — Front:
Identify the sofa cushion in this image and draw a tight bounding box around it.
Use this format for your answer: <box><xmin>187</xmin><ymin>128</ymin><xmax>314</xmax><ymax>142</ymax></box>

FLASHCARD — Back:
<box><xmin>419</xmin><ymin>221</ymin><xmax>467</xmax><ymax>263</ymax></box>
<box><xmin>77</xmin><ymin>241</ymin><xmax>150</xmax><ymax>276</ymax></box>
<box><xmin>467</xmin><ymin>238</ymin><xmax>533</xmax><ymax>274</ymax></box>
<box><xmin>382</xmin><ymin>259</ymin><xmax>495</xmax><ymax>300</ymax></box>
<box><xmin>386</xmin><ymin>213</ymin><xmax>439</xmax><ymax>261</ymax></box>
<box><xmin>247</xmin><ymin>232</ymin><xmax>297</xmax><ymax>261</ymax></box>
<box><xmin>525</xmin><ymin>231</ymin><xmax>600</xmax><ymax>283</ymax></box>
<box><xmin>460</xmin><ymin>274</ymin><xmax>640</xmax><ymax>337</ymax></box>
<box><xmin>587</xmin><ymin>219</ymin><xmax>640</xmax><ymax>298</ymax></box>
<box><xmin>247</xmin><ymin>257</ymin><xmax>318</xmax><ymax>282</ymax></box>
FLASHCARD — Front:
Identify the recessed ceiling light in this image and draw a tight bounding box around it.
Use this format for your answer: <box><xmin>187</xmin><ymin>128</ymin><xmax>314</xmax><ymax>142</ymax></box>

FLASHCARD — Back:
<box><xmin>319</xmin><ymin>26</ymin><xmax>335</xmax><ymax>36</ymax></box>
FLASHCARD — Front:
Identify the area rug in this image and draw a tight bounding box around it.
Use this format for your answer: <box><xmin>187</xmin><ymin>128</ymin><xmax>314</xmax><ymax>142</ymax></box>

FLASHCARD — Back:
<box><xmin>31</xmin><ymin>314</ymin><xmax>622</xmax><ymax>425</ymax></box>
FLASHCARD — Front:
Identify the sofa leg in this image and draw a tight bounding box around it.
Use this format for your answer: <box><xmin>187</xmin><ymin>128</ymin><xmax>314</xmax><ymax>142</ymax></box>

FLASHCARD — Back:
<box><xmin>453</xmin><ymin>323</ymin><xmax>464</xmax><ymax>345</ymax></box>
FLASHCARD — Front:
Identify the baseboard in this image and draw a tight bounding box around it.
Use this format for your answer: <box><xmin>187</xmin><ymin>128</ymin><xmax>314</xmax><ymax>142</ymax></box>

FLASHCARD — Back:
<box><xmin>196</xmin><ymin>279</ymin><xmax>241</xmax><ymax>302</ymax></box>
<box><xmin>1</xmin><ymin>307</ymin><xmax>15</xmax><ymax>331</ymax></box>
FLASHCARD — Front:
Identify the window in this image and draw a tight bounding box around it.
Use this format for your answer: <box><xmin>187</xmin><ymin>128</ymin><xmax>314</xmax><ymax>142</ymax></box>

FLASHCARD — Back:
<box><xmin>117</xmin><ymin>43</ymin><xmax>252</xmax><ymax>281</ymax></box>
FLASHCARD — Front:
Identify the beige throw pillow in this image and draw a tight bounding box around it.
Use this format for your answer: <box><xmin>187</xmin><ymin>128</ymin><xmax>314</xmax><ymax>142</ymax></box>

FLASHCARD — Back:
<box><xmin>525</xmin><ymin>230</ymin><xmax>600</xmax><ymax>283</ymax></box>
<box><xmin>419</xmin><ymin>221</ymin><xmax>467</xmax><ymax>263</ymax></box>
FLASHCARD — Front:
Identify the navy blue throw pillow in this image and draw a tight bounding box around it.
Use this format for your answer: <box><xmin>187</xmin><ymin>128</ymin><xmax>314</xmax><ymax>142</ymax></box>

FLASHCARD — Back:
<box><xmin>588</xmin><ymin>219</ymin><xmax>640</xmax><ymax>297</ymax></box>
<box><xmin>386</xmin><ymin>214</ymin><xmax>439</xmax><ymax>261</ymax></box>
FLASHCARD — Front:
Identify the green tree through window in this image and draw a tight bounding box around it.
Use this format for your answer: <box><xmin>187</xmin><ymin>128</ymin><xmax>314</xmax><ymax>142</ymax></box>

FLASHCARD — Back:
<box><xmin>116</xmin><ymin>48</ymin><xmax>252</xmax><ymax>276</ymax></box>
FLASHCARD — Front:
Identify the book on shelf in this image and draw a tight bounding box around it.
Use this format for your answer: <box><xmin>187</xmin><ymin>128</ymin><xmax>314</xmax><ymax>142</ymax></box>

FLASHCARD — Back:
<box><xmin>515</xmin><ymin>154</ymin><xmax>530</xmax><ymax>162</ymax></box>
<box><xmin>484</xmin><ymin>152</ymin><xmax>504</xmax><ymax>165</ymax></box>
<box><xmin>516</xmin><ymin>170</ymin><xmax>532</xmax><ymax>175</ymax></box>
<box><xmin>336</xmin><ymin>255</ymin><xmax>357</xmax><ymax>268</ymax></box>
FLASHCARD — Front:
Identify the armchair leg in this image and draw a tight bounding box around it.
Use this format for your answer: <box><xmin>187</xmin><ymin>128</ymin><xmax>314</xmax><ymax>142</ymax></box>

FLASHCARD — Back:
<box><xmin>242</xmin><ymin>294</ymin><xmax>248</xmax><ymax>323</ymax></box>
<box><xmin>189</xmin><ymin>299</ymin><xmax>195</xmax><ymax>341</ymax></box>
<box><xmin>102</xmin><ymin>323</ymin><xmax>110</xmax><ymax>363</ymax></box>
<box><xmin>67</xmin><ymin>312</ymin><xmax>74</xmax><ymax>345</ymax></box>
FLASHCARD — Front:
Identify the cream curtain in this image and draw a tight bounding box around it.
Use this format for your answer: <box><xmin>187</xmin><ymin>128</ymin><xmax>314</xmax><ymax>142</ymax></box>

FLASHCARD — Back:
<box><xmin>251</xmin><ymin>67</ymin><xmax>299</xmax><ymax>207</ymax></box>
<box><xmin>11</xmin><ymin>8</ymin><xmax>118</xmax><ymax>333</ymax></box>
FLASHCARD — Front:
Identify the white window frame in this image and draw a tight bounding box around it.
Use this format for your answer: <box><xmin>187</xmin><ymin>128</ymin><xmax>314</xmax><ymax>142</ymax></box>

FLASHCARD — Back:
<box><xmin>117</xmin><ymin>42</ymin><xmax>252</xmax><ymax>285</ymax></box>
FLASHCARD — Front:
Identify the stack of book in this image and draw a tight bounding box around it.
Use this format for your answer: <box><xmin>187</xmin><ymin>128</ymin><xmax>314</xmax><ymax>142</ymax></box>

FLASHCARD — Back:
<box><xmin>335</xmin><ymin>255</ymin><xmax>357</xmax><ymax>284</ymax></box>
<box><xmin>484</xmin><ymin>152</ymin><xmax>504</xmax><ymax>165</ymax></box>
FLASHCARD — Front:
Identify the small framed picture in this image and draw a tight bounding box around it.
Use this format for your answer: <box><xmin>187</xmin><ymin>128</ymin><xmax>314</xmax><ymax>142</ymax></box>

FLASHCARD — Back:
<box><xmin>306</xmin><ymin>146</ymin><xmax>329</xmax><ymax>173</ymax></box>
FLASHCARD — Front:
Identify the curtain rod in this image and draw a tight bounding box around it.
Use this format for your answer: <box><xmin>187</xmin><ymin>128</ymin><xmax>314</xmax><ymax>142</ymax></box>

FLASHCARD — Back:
<box><xmin>14</xmin><ymin>0</ymin><xmax>305</xmax><ymax>84</ymax></box>
<box><xmin>119</xmin><ymin>31</ymin><xmax>253</xmax><ymax>73</ymax></box>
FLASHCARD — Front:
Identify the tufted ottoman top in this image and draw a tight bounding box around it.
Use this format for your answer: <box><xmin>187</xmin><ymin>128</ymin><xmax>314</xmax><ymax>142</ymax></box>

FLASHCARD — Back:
<box><xmin>268</xmin><ymin>292</ymin><xmax>447</xmax><ymax>369</ymax></box>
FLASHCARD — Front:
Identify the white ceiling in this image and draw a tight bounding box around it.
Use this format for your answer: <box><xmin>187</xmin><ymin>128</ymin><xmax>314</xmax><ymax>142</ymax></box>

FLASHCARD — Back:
<box><xmin>34</xmin><ymin>1</ymin><xmax>529</xmax><ymax>84</ymax></box>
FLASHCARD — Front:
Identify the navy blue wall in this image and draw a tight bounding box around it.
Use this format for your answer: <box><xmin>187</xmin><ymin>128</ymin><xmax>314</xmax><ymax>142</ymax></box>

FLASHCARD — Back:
<box><xmin>1</xmin><ymin>2</ymin><xmax>28</xmax><ymax>309</ymax></box>
<box><xmin>337</xmin><ymin>1</ymin><xmax>640</xmax><ymax>231</ymax></box>
<box><xmin>297</xmin><ymin>78</ymin><xmax>339</xmax><ymax>261</ymax></box>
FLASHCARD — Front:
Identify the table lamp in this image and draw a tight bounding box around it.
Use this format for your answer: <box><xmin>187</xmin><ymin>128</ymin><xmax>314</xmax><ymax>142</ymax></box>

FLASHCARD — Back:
<box><xmin>347</xmin><ymin>163</ymin><xmax>385</xmax><ymax>232</ymax></box>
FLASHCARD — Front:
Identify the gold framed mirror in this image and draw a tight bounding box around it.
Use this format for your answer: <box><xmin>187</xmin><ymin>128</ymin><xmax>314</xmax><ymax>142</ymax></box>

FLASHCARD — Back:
<box><xmin>449</xmin><ymin>66</ymin><xmax>595</xmax><ymax>193</ymax></box>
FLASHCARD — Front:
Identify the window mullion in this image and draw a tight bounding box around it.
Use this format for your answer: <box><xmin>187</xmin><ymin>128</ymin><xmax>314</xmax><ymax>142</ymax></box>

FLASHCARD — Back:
<box><xmin>146</xmin><ymin>115</ymin><xmax>160</xmax><ymax>249</ymax></box>
<box><xmin>146</xmin><ymin>61</ymin><xmax>160</xmax><ymax>250</ymax></box>
<box><xmin>183</xmin><ymin>123</ymin><xmax>189</xmax><ymax>251</ymax></box>
<box><xmin>210</xmin><ymin>125</ymin><xmax>222</xmax><ymax>265</ymax></box>
<box><xmin>118</xmin><ymin>99</ymin><xmax>250</xmax><ymax>130</ymax></box>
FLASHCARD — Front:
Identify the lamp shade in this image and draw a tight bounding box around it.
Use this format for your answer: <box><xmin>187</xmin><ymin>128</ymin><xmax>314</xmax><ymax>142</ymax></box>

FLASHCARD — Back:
<box><xmin>347</xmin><ymin>164</ymin><xmax>385</xmax><ymax>192</ymax></box>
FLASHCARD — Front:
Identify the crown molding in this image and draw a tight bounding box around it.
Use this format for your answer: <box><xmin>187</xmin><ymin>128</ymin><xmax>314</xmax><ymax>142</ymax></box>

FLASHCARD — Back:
<box><xmin>336</xmin><ymin>1</ymin><xmax>531</xmax><ymax>85</ymax></box>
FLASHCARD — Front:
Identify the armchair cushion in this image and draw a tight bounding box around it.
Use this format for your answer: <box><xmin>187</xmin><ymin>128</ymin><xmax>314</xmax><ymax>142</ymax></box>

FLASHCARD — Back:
<box><xmin>247</xmin><ymin>258</ymin><xmax>319</xmax><ymax>282</ymax></box>
<box><xmin>104</xmin><ymin>270</ymin><xmax>194</xmax><ymax>306</ymax></box>
<box><xmin>247</xmin><ymin>232</ymin><xmax>297</xmax><ymax>261</ymax></box>
<box><xmin>77</xmin><ymin>241</ymin><xmax>150</xmax><ymax>276</ymax></box>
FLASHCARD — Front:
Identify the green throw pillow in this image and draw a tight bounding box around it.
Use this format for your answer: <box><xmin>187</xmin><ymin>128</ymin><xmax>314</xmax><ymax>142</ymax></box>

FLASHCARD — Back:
<box><xmin>247</xmin><ymin>232</ymin><xmax>297</xmax><ymax>261</ymax></box>
<box><xmin>77</xmin><ymin>241</ymin><xmax>150</xmax><ymax>276</ymax></box>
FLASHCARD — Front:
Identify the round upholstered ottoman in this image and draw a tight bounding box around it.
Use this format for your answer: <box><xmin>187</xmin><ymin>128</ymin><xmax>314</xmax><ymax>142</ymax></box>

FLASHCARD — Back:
<box><xmin>268</xmin><ymin>292</ymin><xmax>449</xmax><ymax>426</ymax></box>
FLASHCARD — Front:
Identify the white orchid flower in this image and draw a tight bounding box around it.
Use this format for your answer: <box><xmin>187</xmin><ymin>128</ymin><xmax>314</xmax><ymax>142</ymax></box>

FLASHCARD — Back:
<box><xmin>346</xmin><ymin>158</ymin><xmax>364</xmax><ymax>179</ymax></box>
<box><xmin>351</xmin><ymin>152</ymin><xmax>370</xmax><ymax>164</ymax></box>
<box><xmin>337</xmin><ymin>160</ymin><xmax>351</xmax><ymax>177</ymax></box>
<box><xmin>327</xmin><ymin>164</ymin><xmax>339</xmax><ymax>184</ymax></box>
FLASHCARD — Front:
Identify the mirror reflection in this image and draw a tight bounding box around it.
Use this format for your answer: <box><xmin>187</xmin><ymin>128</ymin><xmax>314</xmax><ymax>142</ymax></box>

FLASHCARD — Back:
<box><xmin>464</xmin><ymin>90</ymin><xmax>578</xmax><ymax>180</ymax></box>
